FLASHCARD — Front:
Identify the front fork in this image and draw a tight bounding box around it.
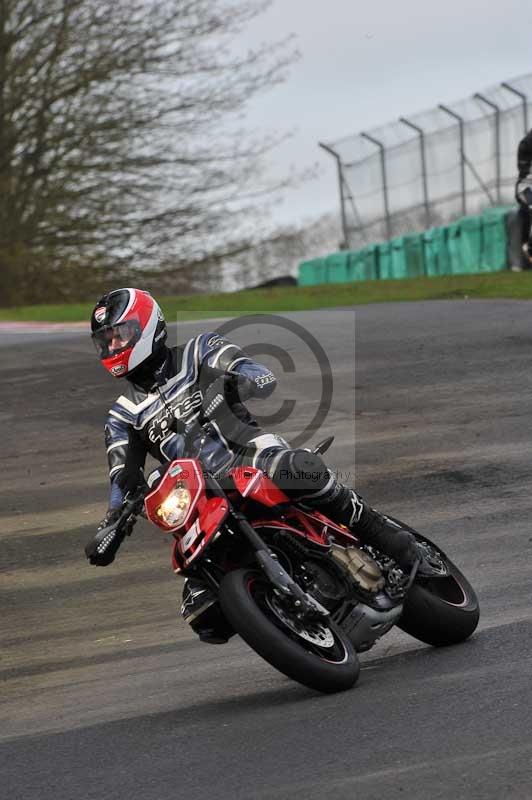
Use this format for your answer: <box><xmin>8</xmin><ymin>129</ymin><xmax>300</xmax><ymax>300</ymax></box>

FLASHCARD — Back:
<box><xmin>228</xmin><ymin>509</ymin><xmax>330</xmax><ymax>619</ymax></box>
<box><xmin>197</xmin><ymin>471</ymin><xmax>323</xmax><ymax>610</ymax></box>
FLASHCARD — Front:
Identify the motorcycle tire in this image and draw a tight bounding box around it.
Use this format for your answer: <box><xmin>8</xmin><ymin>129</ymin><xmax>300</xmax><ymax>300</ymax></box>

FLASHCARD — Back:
<box><xmin>219</xmin><ymin>568</ymin><xmax>360</xmax><ymax>693</ymax></box>
<box><xmin>389</xmin><ymin>518</ymin><xmax>480</xmax><ymax>647</ymax></box>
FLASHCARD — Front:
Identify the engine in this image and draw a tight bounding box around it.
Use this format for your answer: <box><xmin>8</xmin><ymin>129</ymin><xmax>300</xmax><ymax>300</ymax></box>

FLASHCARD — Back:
<box><xmin>271</xmin><ymin>531</ymin><xmax>407</xmax><ymax>653</ymax></box>
<box><xmin>328</xmin><ymin>544</ymin><xmax>408</xmax><ymax>652</ymax></box>
<box><xmin>298</xmin><ymin>557</ymin><xmax>350</xmax><ymax>611</ymax></box>
<box><xmin>329</xmin><ymin>543</ymin><xmax>385</xmax><ymax>593</ymax></box>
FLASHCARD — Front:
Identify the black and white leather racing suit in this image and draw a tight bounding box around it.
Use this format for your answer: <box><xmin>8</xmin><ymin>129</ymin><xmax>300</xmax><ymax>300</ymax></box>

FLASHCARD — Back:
<box><xmin>516</xmin><ymin>130</ymin><xmax>532</xmax><ymax>258</ymax></box>
<box><xmin>103</xmin><ymin>332</ymin><xmax>419</xmax><ymax>641</ymax></box>
<box><xmin>104</xmin><ymin>332</ymin><xmax>279</xmax><ymax>510</ymax></box>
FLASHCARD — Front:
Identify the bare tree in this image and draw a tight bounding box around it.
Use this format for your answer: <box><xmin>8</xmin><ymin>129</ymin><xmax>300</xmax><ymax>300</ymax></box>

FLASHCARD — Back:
<box><xmin>0</xmin><ymin>0</ymin><xmax>295</xmax><ymax>304</ymax></box>
<box><xmin>178</xmin><ymin>212</ymin><xmax>341</xmax><ymax>292</ymax></box>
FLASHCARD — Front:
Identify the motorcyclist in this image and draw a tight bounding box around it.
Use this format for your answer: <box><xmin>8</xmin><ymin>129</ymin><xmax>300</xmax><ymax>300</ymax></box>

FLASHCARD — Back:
<box><xmin>516</xmin><ymin>129</ymin><xmax>532</xmax><ymax>266</ymax></box>
<box><xmin>87</xmin><ymin>287</ymin><xmax>422</xmax><ymax>643</ymax></box>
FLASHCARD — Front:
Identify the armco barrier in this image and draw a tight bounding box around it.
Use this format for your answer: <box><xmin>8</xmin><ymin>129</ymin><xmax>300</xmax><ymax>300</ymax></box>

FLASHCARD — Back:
<box><xmin>298</xmin><ymin>207</ymin><xmax>512</xmax><ymax>286</ymax></box>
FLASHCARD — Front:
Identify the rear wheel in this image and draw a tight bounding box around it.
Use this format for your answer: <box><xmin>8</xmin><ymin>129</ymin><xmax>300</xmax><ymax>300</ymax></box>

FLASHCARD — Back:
<box><xmin>389</xmin><ymin>518</ymin><xmax>480</xmax><ymax>647</ymax></box>
<box><xmin>219</xmin><ymin>568</ymin><xmax>360</xmax><ymax>693</ymax></box>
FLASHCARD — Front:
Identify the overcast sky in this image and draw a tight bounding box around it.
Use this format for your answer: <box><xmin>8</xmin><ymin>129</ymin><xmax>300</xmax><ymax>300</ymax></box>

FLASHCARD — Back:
<box><xmin>236</xmin><ymin>0</ymin><xmax>532</xmax><ymax>228</ymax></box>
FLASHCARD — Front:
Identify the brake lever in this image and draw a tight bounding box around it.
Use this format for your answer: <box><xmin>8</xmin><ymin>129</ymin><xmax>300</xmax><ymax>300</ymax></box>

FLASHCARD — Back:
<box><xmin>118</xmin><ymin>482</ymin><xmax>149</xmax><ymax>529</ymax></box>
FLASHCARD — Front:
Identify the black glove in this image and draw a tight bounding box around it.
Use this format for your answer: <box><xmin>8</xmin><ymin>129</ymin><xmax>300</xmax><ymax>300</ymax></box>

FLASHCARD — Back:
<box><xmin>229</xmin><ymin>371</ymin><xmax>276</xmax><ymax>401</ymax></box>
<box><xmin>97</xmin><ymin>508</ymin><xmax>121</xmax><ymax>532</ymax></box>
<box><xmin>85</xmin><ymin>509</ymin><xmax>129</xmax><ymax>567</ymax></box>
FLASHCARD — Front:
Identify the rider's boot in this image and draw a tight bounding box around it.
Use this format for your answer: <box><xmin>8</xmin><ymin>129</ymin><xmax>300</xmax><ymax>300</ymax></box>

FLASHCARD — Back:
<box><xmin>181</xmin><ymin>578</ymin><xmax>232</xmax><ymax>644</ymax></box>
<box><xmin>263</xmin><ymin>448</ymin><xmax>421</xmax><ymax>571</ymax></box>
<box><xmin>523</xmin><ymin>241</ymin><xmax>532</xmax><ymax>266</ymax></box>
<box><xmin>304</xmin><ymin>481</ymin><xmax>420</xmax><ymax>571</ymax></box>
<box><xmin>352</xmin><ymin>501</ymin><xmax>420</xmax><ymax>570</ymax></box>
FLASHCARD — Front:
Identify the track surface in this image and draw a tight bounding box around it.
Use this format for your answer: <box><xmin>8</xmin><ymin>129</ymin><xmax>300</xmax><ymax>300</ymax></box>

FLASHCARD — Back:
<box><xmin>2</xmin><ymin>300</ymin><xmax>532</xmax><ymax>799</ymax></box>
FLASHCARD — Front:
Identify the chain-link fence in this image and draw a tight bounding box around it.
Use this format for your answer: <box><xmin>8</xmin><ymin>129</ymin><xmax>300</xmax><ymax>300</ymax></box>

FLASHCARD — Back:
<box><xmin>321</xmin><ymin>74</ymin><xmax>532</xmax><ymax>250</ymax></box>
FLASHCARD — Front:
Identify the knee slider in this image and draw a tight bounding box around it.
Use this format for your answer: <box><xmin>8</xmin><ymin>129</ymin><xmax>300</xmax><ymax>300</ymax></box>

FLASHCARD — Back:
<box><xmin>272</xmin><ymin>449</ymin><xmax>330</xmax><ymax>498</ymax></box>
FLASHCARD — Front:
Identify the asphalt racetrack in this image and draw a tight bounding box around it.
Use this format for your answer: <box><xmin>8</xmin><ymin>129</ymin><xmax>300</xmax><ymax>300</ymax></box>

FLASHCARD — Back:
<box><xmin>2</xmin><ymin>300</ymin><xmax>532</xmax><ymax>799</ymax></box>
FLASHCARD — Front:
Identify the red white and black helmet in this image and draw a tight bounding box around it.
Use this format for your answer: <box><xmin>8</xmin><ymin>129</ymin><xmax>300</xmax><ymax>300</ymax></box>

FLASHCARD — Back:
<box><xmin>90</xmin><ymin>288</ymin><xmax>167</xmax><ymax>378</ymax></box>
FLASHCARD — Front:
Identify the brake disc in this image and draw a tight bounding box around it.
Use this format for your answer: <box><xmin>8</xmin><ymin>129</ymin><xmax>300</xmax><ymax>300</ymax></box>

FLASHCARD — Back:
<box><xmin>266</xmin><ymin>594</ymin><xmax>335</xmax><ymax>648</ymax></box>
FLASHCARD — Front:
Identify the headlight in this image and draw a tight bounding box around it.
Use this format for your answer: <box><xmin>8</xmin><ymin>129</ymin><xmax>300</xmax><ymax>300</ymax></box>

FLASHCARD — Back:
<box><xmin>156</xmin><ymin>482</ymin><xmax>191</xmax><ymax>527</ymax></box>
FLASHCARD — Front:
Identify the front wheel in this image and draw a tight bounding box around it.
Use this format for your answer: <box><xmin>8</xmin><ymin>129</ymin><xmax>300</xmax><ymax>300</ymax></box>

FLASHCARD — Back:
<box><xmin>389</xmin><ymin>519</ymin><xmax>480</xmax><ymax>647</ymax></box>
<box><xmin>219</xmin><ymin>569</ymin><xmax>360</xmax><ymax>693</ymax></box>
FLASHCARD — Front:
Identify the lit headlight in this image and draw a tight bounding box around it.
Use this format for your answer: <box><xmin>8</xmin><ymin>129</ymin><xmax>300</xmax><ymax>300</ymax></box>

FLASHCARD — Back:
<box><xmin>156</xmin><ymin>482</ymin><xmax>191</xmax><ymax>527</ymax></box>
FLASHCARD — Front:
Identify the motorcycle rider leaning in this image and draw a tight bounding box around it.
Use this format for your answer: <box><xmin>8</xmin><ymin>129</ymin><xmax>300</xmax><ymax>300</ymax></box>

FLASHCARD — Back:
<box><xmin>516</xmin><ymin>128</ymin><xmax>532</xmax><ymax>265</ymax></box>
<box><xmin>88</xmin><ymin>288</ymin><xmax>421</xmax><ymax>643</ymax></box>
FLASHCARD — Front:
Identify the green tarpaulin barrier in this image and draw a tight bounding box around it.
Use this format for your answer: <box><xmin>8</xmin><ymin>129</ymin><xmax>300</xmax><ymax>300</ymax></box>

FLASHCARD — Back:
<box><xmin>481</xmin><ymin>207</ymin><xmax>508</xmax><ymax>272</ymax></box>
<box><xmin>447</xmin><ymin>221</ymin><xmax>464</xmax><ymax>274</ymax></box>
<box><xmin>391</xmin><ymin>233</ymin><xmax>425</xmax><ymax>278</ymax></box>
<box><xmin>404</xmin><ymin>233</ymin><xmax>426</xmax><ymax>277</ymax></box>
<box><xmin>297</xmin><ymin>207</ymin><xmax>511</xmax><ymax>286</ymax></box>
<box><xmin>377</xmin><ymin>242</ymin><xmax>392</xmax><ymax>279</ymax></box>
<box><xmin>298</xmin><ymin>257</ymin><xmax>327</xmax><ymax>286</ymax></box>
<box><xmin>459</xmin><ymin>215</ymin><xmax>483</xmax><ymax>272</ymax></box>
<box><xmin>325</xmin><ymin>251</ymin><xmax>350</xmax><ymax>283</ymax></box>
<box><xmin>423</xmin><ymin>227</ymin><xmax>450</xmax><ymax>276</ymax></box>
<box><xmin>349</xmin><ymin>245</ymin><xmax>378</xmax><ymax>281</ymax></box>
<box><xmin>390</xmin><ymin>238</ymin><xmax>407</xmax><ymax>279</ymax></box>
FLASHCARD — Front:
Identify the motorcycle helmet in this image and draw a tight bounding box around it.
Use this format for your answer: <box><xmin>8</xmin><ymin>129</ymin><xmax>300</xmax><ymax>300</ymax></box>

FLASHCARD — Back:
<box><xmin>91</xmin><ymin>288</ymin><xmax>167</xmax><ymax>378</ymax></box>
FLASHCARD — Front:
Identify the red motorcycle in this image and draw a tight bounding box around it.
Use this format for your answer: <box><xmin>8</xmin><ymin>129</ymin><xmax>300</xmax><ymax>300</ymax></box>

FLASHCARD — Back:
<box><xmin>87</xmin><ymin>423</ymin><xmax>479</xmax><ymax>694</ymax></box>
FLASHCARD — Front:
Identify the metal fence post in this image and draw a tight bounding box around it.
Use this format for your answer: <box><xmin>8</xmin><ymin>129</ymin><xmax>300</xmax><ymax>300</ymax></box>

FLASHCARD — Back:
<box><xmin>501</xmin><ymin>81</ymin><xmax>529</xmax><ymax>135</ymax></box>
<box><xmin>360</xmin><ymin>132</ymin><xmax>391</xmax><ymax>240</ymax></box>
<box><xmin>341</xmin><ymin>166</ymin><xmax>369</xmax><ymax>246</ymax></box>
<box><xmin>319</xmin><ymin>142</ymin><xmax>349</xmax><ymax>248</ymax></box>
<box><xmin>474</xmin><ymin>92</ymin><xmax>502</xmax><ymax>204</ymax></box>
<box><xmin>439</xmin><ymin>104</ymin><xmax>467</xmax><ymax>217</ymax></box>
<box><xmin>399</xmin><ymin>117</ymin><xmax>431</xmax><ymax>229</ymax></box>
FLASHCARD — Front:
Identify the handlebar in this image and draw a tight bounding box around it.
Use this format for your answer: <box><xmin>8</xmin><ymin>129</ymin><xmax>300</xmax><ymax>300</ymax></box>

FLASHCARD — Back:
<box><xmin>85</xmin><ymin>487</ymin><xmax>146</xmax><ymax>565</ymax></box>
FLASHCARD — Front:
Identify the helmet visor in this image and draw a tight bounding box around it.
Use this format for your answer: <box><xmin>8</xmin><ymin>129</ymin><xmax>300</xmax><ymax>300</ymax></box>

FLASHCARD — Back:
<box><xmin>92</xmin><ymin>319</ymin><xmax>141</xmax><ymax>359</ymax></box>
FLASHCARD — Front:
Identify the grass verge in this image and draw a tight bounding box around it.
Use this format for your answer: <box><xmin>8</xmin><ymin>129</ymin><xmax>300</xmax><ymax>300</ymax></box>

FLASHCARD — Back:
<box><xmin>2</xmin><ymin>270</ymin><xmax>532</xmax><ymax>322</ymax></box>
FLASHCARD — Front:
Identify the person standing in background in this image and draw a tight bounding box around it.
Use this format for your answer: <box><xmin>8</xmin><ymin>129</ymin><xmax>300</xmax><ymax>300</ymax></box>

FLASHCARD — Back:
<box><xmin>515</xmin><ymin>130</ymin><xmax>532</xmax><ymax>267</ymax></box>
